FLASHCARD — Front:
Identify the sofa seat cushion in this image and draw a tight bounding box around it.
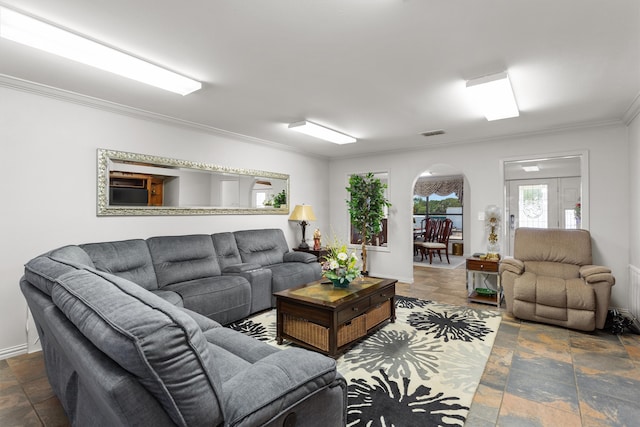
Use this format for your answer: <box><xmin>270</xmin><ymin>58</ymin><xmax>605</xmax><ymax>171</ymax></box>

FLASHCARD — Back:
<box><xmin>51</xmin><ymin>268</ymin><xmax>225</xmax><ymax>427</ymax></box>
<box><xmin>163</xmin><ymin>275</ymin><xmax>251</xmax><ymax>324</ymax></box>
<box><xmin>148</xmin><ymin>235</ymin><xmax>221</xmax><ymax>286</ymax></box>
<box><xmin>150</xmin><ymin>289</ymin><xmax>184</xmax><ymax>307</ymax></box>
<box><xmin>204</xmin><ymin>327</ymin><xmax>280</xmax><ymax>364</ymax></box>
<box><xmin>222</xmin><ymin>348</ymin><xmax>338</xmax><ymax>427</ymax></box>
<box><xmin>513</xmin><ymin>273</ymin><xmax>596</xmax><ymax>326</ymax></box>
<box><xmin>81</xmin><ymin>240</ymin><xmax>158</xmax><ymax>290</ymax></box>
<box><xmin>535</xmin><ymin>276</ymin><xmax>567</xmax><ymax>308</ymax></box>
<box><xmin>267</xmin><ymin>262</ymin><xmax>322</xmax><ymax>294</ymax></box>
<box><xmin>566</xmin><ymin>278</ymin><xmax>596</xmax><ymax>310</ymax></box>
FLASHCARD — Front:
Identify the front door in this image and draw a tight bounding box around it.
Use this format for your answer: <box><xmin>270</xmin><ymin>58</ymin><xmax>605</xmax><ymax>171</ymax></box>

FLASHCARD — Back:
<box><xmin>506</xmin><ymin>177</ymin><xmax>580</xmax><ymax>255</ymax></box>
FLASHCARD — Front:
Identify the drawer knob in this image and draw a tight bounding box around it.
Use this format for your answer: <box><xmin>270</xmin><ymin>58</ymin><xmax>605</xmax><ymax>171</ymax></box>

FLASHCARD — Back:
<box><xmin>480</xmin><ymin>264</ymin><xmax>484</xmax><ymax>268</ymax></box>
<box><xmin>353</xmin><ymin>307</ymin><xmax>359</xmax><ymax>312</ymax></box>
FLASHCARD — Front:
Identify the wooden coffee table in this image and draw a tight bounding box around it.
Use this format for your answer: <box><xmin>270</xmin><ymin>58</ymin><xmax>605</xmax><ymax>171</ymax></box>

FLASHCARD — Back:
<box><xmin>274</xmin><ymin>277</ymin><xmax>396</xmax><ymax>357</ymax></box>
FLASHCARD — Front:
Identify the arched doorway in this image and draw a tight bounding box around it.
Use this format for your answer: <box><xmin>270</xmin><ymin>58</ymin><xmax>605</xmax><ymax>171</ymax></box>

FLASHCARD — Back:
<box><xmin>411</xmin><ymin>167</ymin><xmax>468</xmax><ymax>272</ymax></box>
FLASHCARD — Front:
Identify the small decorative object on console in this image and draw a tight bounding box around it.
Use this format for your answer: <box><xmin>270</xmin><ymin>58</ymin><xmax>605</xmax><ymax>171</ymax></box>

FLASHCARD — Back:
<box><xmin>313</xmin><ymin>228</ymin><xmax>322</xmax><ymax>250</ymax></box>
<box><xmin>485</xmin><ymin>205</ymin><xmax>502</xmax><ymax>258</ymax></box>
<box><xmin>321</xmin><ymin>241</ymin><xmax>361</xmax><ymax>288</ymax></box>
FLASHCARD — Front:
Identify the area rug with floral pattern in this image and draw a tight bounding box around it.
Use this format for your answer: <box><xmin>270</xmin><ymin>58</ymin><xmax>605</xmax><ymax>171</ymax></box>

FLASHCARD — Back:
<box><xmin>228</xmin><ymin>296</ymin><xmax>501</xmax><ymax>426</ymax></box>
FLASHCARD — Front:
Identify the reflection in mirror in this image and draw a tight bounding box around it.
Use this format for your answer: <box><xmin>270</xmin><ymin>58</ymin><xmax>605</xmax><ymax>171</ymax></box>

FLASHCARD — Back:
<box><xmin>97</xmin><ymin>149</ymin><xmax>289</xmax><ymax>216</ymax></box>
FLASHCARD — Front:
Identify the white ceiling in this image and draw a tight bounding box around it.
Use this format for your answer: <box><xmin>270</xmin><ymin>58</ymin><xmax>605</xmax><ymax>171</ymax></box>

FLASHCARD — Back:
<box><xmin>1</xmin><ymin>0</ymin><xmax>639</xmax><ymax>158</ymax></box>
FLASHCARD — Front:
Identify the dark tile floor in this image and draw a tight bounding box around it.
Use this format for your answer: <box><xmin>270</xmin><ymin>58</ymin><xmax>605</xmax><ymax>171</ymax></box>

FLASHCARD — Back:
<box><xmin>2</xmin><ymin>265</ymin><xmax>639</xmax><ymax>426</ymax></box>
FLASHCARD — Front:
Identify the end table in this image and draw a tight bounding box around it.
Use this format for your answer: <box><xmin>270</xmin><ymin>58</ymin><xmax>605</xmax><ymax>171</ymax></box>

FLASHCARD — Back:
<box><xmin>293</xmin><ymin>247</ymin><xmax>329</xmax><ymax>262</ymax></box>
<box><xmin>466</xmin><ymin>257</ymin><xmax>502</xmax><ymax>307</ymax></box>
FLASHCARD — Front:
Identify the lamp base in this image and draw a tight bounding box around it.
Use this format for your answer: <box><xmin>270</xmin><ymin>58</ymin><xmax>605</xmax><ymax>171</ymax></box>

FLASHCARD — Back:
<box><xmin>297</xmin><ymin>241</ymin><xmax>310</xmax><ymax>250</ymax></box>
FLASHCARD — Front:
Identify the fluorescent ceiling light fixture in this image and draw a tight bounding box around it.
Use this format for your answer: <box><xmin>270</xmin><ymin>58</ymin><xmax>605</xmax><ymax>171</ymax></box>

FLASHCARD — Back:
<box><xmin>0</xmin><ymin>7</ymin><xmax>201</xmax><ymax>95</ymax></box>
<box><xmin>288</xmin><ymin>120</ymin><xmax>356</xmax><ymax>144</ymax></box>
<box><xmin>522</xmin><ymin>165</ymin><xmax>539</xmax><ymax>172</ymax></box>
<box><xmin>466</xmin><ymin>71</ymin><xmax>519</xmax><ymax>121</ymax></box>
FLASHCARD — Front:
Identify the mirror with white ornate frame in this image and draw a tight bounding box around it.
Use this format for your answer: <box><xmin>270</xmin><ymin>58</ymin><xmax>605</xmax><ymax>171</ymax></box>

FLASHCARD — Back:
<box><xmin>97</xmin><ymin>149</ymin><xmax>290</xmax><ymax>216</ymax></box>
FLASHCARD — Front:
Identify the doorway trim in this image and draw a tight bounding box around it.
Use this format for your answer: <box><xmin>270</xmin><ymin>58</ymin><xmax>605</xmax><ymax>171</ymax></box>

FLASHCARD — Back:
<box><xmin>499</xmin><ymin>149</ymin><xmax>590</xmax><ymax>255</ymax></box>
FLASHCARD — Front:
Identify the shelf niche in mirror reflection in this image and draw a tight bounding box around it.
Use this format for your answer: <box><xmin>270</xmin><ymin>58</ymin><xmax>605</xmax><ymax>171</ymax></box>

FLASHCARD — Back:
<box><xmin>97</xmin><ymin>149</ymin><xmax>290</xmax><ymax>216</ymax></box>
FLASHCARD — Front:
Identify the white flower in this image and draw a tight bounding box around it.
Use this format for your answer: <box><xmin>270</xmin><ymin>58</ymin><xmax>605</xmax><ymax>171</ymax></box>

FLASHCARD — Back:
<box><xmin>329</xmin><ymin>260</ymin><xmax>339</xmax><ymax>270</ymax></box>
<box><xmin>337</xmin><ymin>252</ymin><xmax>348</xmax><ymax>261</ymax></box>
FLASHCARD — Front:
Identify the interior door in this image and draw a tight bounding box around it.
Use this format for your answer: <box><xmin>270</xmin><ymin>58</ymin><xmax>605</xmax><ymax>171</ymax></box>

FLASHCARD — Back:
<box><xmin>506</xmin><ymin>177</ymin><xmax>581</xmax><ymax>255</ymax></box>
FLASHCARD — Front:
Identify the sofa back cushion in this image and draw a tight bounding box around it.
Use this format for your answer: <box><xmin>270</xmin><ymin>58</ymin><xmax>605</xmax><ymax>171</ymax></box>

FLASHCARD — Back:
<box><xmin>51</xmin><ymin>268</ymin><xmax>224</xmax><ymax>427</ymax></box>
<box><xmin>233</xmin><ymin>229</ymin><xmax>289</xmax><ymax>266</ymax></box>
<box><xmin>147</xmin><ymin>235</ymin><xmax>221</xmax><ymax>287</ymax></box>
<box><xmin>81</xmin><ymin>240</ymin><xmax>158</xmax><ymax>290</ymax></box>
<box><xmin>212</xmin><ymin>232</ymin><xmax>243</xmax><ymax>269</ymax></box>
<box><xmin>514</xmin><ymin>228</ymin><xmax>592</xmax><ymax>266</ymax></box>
<box><xmin>23</xmin><ymin>246</ymin><xmax>93</xmax><ymax>296</ymax></box>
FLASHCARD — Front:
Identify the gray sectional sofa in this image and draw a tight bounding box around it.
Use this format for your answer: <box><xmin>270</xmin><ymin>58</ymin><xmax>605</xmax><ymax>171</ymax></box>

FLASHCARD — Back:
<box><xmin>20</xmin><ymin>229</ymin><xmax>346</xmax><ymax>426</ymax></box>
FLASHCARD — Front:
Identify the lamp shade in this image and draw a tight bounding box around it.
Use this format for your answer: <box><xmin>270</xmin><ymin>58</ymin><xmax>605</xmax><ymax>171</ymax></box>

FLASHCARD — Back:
<box><xmin>289</xmin><ymin>204</ymin><xmax>316</xmax><ymax>222</ymax></box>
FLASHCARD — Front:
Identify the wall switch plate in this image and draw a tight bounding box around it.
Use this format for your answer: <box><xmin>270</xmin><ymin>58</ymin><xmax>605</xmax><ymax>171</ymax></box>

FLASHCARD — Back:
<box><xmin>478</xmin><ymin>212</ymin><xmax>485</xmax><ymax>221</ymax></box>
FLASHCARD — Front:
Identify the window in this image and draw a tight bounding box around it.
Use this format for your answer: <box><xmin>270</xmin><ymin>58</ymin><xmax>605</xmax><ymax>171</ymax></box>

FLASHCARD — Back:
<box><xmin>413</xmin><ymin>193</ymin><xmax>463</xmax><ymax>240</ymax></box>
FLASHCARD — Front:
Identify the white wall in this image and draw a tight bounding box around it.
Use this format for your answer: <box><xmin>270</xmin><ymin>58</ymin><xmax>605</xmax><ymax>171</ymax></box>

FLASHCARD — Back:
<box><xmin>629</xmin><ymin>113</ymin><xmax>640</xmax><ymax>268</ymax></box>
<box><xmin>0</xmin><ymin>86</ymin><xmax>329</xmax><ymax>357</ymax></box>
<box><xmin>329</xmin><ymin>124</ymin><xmax>630</xmax><ymax>308</ymax></box>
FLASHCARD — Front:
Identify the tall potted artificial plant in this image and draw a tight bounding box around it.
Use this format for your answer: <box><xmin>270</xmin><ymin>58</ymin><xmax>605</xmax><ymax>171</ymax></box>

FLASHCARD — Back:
<box><xmin>346</xmin><ymin>172</ymin><xmax>391</xmax><ymax>275</ymax></box>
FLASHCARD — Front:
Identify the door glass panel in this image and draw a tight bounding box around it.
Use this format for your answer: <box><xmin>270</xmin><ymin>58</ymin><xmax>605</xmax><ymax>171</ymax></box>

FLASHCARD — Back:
<box><xmin>518</xmin><ymin>184</ymin><xmax>548</xmax><ymax>228</ymax></box>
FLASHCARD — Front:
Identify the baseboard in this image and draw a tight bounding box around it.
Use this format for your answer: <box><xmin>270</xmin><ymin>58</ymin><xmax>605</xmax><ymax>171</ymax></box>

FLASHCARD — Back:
<box><xmin>0</xmin><ymin>343</ymin><xmax>28</xmax><ymax>360</ymax></box>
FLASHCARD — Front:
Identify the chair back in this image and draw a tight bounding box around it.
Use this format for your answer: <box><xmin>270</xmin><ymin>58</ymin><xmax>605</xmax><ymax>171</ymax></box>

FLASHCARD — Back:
<box><xmin>513</xmin><ymin>228</ymin><xmax>592</xmax><ymax>266</ymax></box>
<box><xmin>434</xmin><ymin>219</ymin><xmax>453</xmax><ymax>244</ymax></box>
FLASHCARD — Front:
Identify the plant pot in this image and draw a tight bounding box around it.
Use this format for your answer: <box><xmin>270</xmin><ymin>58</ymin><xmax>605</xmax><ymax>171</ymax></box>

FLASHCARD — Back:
<box><xmin>330</xmin><ymin>278</ymin><xmax>351</xmax><ymax>288</ymax></box>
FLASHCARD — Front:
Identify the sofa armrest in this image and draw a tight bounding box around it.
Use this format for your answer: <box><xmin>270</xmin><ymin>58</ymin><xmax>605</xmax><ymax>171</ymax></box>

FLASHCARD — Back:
<box><xmin>283</xmin><ymin>251</ymin><xmax>317</xmax><ymax>264</ymax></box>
<box><xmin>499</xmin><ymin>257</ymin><xmax>524</xmax><ymax>275</ymax></box>
<box><xmin>178</xmin><ymin>307</ymin><xmax>221</xmax><ymax>332</ymax></box>
<box><xmin>222</xmin><ymin>263</ymin><xmax>263</xmax><ymax>274</ymax></box>
<box><xmin>222</xmin><ymin>348</ymin><xmax>342</xmax><ymax>426</ymax></box>
<box><xmin>580</xmin><ymin>265</ymin><xmax>615</xmax><ymax>286</ymax></box>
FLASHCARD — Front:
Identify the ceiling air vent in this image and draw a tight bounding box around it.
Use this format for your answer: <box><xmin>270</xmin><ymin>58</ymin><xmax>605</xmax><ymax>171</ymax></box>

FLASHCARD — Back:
<box><xmin>421</xmin><ymin>130</ymin><xmax>445</xmax><ymax>137</ymax></box>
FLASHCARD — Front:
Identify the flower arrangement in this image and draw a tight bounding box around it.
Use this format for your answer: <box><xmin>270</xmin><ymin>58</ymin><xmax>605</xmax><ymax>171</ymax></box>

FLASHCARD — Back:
<box><xmin>321</xmin><ymin>242</ymin><xmax>361</xmax><ymax>288</ymax></box>
<box><xmin>484</xmin><ymin>205</ymin><xmax>502</xmax><ymax>258</ymax></box>
<box><xmin>574</xmin><ymin>202</ymin><xmax>581</xmax><ymax>220</ymax></box>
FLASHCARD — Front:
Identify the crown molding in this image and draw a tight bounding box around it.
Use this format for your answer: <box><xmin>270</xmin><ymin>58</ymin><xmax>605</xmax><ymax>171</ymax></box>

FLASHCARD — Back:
<box><xmin>336</xmin><ymin>118</ymin><xmax>625</xmax><ymax>161</ymax></box>
<box><xmin>623</xmin><ymin>91</ymin><xmax>640</xmax><ymax>125</ymax></box>
<box><xmin>0</xmin><ymin>74</ymin><xmax>329</xmax><ymax>160</ymax></box>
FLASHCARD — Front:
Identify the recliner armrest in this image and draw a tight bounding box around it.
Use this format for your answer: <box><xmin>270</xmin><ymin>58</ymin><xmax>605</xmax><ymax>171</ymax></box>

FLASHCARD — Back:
<box><xmin>580</xmin><ymin>265</ymin><xmax>615</xmax><ymax>286</ymax></box>
<box><xmin>499</xmin><ymin>257</ymin><xmax>524</xmax><ymax>275</ymax></box>
<box><xmin>283</xmin><ymin>251</ymin><xmax>317</xmax><ymax>263</ymax></box>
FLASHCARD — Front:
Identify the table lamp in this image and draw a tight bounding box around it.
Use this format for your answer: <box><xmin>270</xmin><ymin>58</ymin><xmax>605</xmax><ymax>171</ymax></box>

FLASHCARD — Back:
<box><xmin>289</xmin><ymin>204</ymin><xmax>317</xmax><ymax>249</ymax></box>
